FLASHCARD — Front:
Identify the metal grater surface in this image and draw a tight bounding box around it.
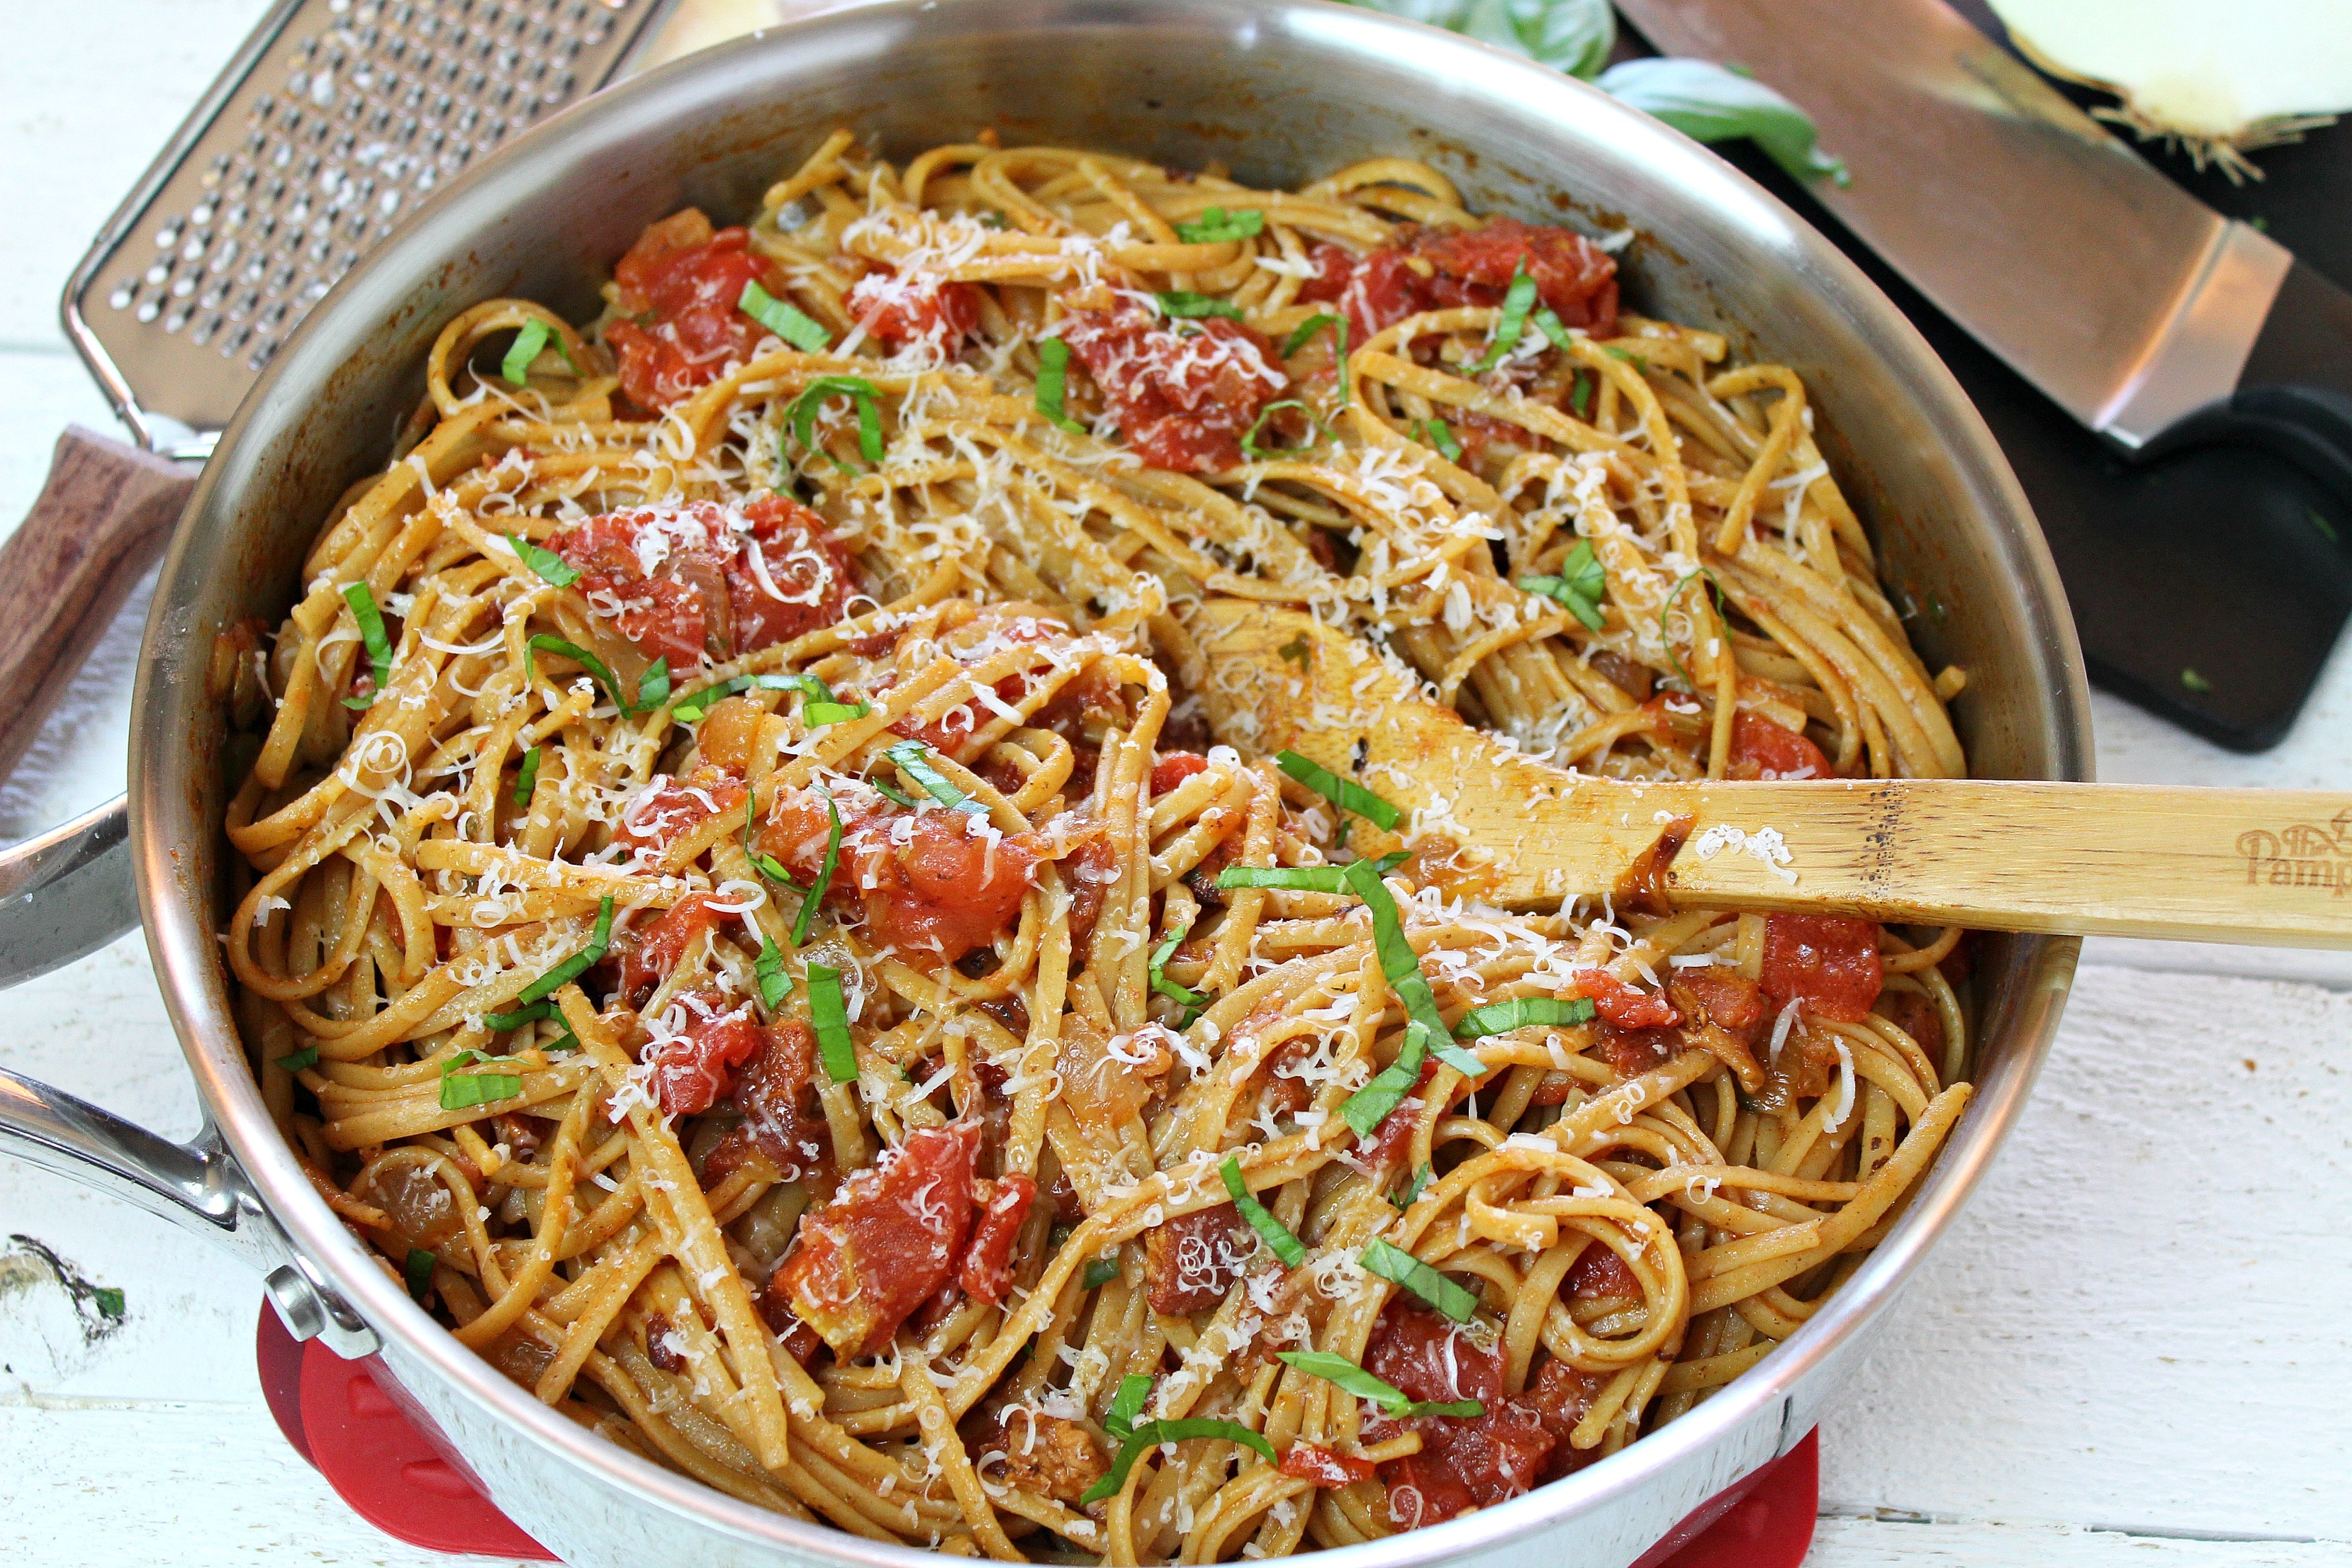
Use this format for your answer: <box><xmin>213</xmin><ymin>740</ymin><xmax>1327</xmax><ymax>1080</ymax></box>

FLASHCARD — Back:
<box><xmin>65</xmin><ymin>0</ymin><xmax>669</xmax><ymax>458</ymax></box>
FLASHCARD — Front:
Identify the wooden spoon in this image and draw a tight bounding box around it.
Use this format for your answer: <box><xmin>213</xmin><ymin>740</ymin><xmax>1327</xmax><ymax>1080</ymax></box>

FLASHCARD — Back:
<box><xmin>1186</xmin><ymin>600</ymin><xmax>2352</xmax><ymax>948</ymax></box>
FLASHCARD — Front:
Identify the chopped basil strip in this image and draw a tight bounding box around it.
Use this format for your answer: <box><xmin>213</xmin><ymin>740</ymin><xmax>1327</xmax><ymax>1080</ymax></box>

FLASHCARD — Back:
<box><xmin>786</xmin><ymin>375</ymin><xmax>887</xmax><ymax>473</ymax></box>
<box><xmin>512</xmin><ymin>745</ymin><xmax>541</xmax><ymax>807</ymax></box>
<box><xmin>1082</xmin><ymin>1418</ymin><xmax>1275</xmax><ymax>1506</ymax></box>
<box><xmin>525</xmin><ymin>634</ymin><xmax>629</xmax><ymax>712</ymax></box>
<box><xmin>1522</xmin><ymin>540</ymin><xmax>1608</xmax><ymax>631</ymax></box>
<box><xmin>504</xmin><ymin>532</ymin><xmax>580</xmax><ymax>588</ymax></box>
<box><xmin>1033</xmin><ymin>337</ymin><xmax>1089</xmax><ymax>434</ymax></box>
<box><xmin>743</xmin><ymin>785</ymin><xmax>803</xmax><ymax>890</ymax></box>
<box><xmin>1216</xmin><ymin>865</ymin><xmax>1348</xmax><ymax>893</ymax></box>
<box><xmin>1084</xmin><ymin>1256</ymin><xmax>1123</xmax><ymax>1291</ymax></box>
<box><xmin>1452</xmin><ymin>995</ymin><xmax>1596</xmax><ymax>1038</ymax></box>
<box><xmin>885</xmin><ymin>741</ymin><xmax>988</xmax><ymax>816</ymax></box>
<box><xmin>1423</xmin><ymin>418</ymin><xmax>1463</xmax><ymax>463</ymax></box>
<box><xmin>755</xmin><ymin>937</ymin><xmax>793</xmax><ymax>1010</ymax></box>
<box><xmin>868</xmin><ymin>775</ymin><xmax>917</xmax><ymax>808</ymax></box>
<box><xmin>1570</xmin><ymin>369</ymin><xmax>1594</xmax><ymax>417</ymax></box>
<box><xmin>738</xmin><ymin>279</ymin><xmax>833</xmax><ymax>352</ymax></box>
<box><xmin>1360</xmin><ymin>1237</ymin><xmax>1479</xmax><ymax>1323</ymax></box>
<box><xmin>1277</xmin><ymin>1350</ymin><xmax>1482</xmax><ymax>1419</ymax></box>
<box><xmin>274</xmin><ymin>1045</ymin><xmax>320</xmax><ymax>1073</ymax></box>
<box><xmin>1155</xmin><ymin>291</ymin><xmax>1245</xmax><ymax>321</ymax></box>
<box><xmin>1148</xmin><ymin>922</ymin><xmax>1206</xmax><ymax>1012</ymax></box>
<box><xmin>1105</xmin><ymin>1372</ymin><xmax>1153</xmax><ymax>1441</ymax></box>
<box><xmin>1340</xmin><ymin>1019</ymin><xmax>1430</xmax><ymax>1139</ymax></box>
<box><xmin>484</xmin><ymin>1000</ymin><xmax>551</xmax><ymax>1033</ymax></box>
<box><xmin>1277</xmin><ymin>634</ymin><xmax>1310</xmax><ymax>666</ymax></box>
<box><xmin>1221</xmin><ymin>1156</ymin><xmax>1307</xmax><ymax>1269</ymax></box>
<box><xmin>808</xmin><ymin>963</ymin><xmax>856</xmax><ymax>1082</ymax></box>
<box><xmin>635</xmin><ymin>657</ymin><xmax>671</xmax><ymax>714</ymax></box>
<box><xmin>1239</xmin><ymin>399</ymin><xmax>1327</xmax><ymax>464</ymax></box>
<box><xmin>439</xmin><ymin>1050</ymin><xmax>525</xmax><ymax>1111</ymax></box>
<box><xmin>1394</xmin><ymin>1163</ymin><xmax>1432</xmax><ymax>1211</ymax></box>
<box><xmin>1602</xmin><ymin>345</ymin><xmax>1650</xmax><ymax>371</ymax></box>
<box><xmin>94</xmin><ymin>1287</ymin><xmax>125</xmax><ymax>1320</ymax></box>
<box><xmin>1532</xmin><ymin>306</ymin><xmax>1577</xmax><ymax>352</ymax></box>
<box><xmin>1469</xmin><ymin>263</ymin><xmax>1539</xmax><ymax>375</ymax></box>
<box><xmin>1656</xmin><ymin>567</ymin><xmax>1727</xmax><ymax>690</ymax></box>
<box><xmin>1282</xmin><ymin>312</ymin><xmax>1344</xmax><ymax>359</ymax></box>
<box><xmin>671</xmin><ymin>672</ymin><xmax>807</xmax><ymax>724</ymax></box>
<box><xmin>339</xmin><ymin>582</ymin><xmax>395</xmax><ymax>711</ymax></box>
<box><xmin>513</xmin><ymin>896</ymin><xmax>615</xmax><ymax>1007</ymax></box>
<box><xmin>1339</xmin><ymin>858</ymin><xmax>1482</xmax><ymax>1075</ymax></box>
<box><xmin>1175</xmin><ymin>206</ymin><xmax>1265</xmax><ymax>244</ymax></box>
<box><xmin>501</xmin><ymin>318</ymin><xmax>552</xmax><ymax>385</ymax></box>
<box><xmin>1275</xmin><ymin>749</ymin><xmax>1401</xmax><ymax>832</ymax></box>
<box><xmin>404</xmin><ymin>1247</ymin><xmax>436</xmax><ymax>1304</ymax></box>
<box><xmin>802</xmin><ymin>699</ymin><xmax>870</xmax><ymax>727</ymax></box>
<box><xmin>795</xmin><ymin>793</ymin><xmax>843</xmax><ymax>946</ymax></box>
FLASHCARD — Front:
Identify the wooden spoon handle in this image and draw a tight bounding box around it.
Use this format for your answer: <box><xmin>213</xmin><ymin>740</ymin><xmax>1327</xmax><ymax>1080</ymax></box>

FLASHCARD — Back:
<box><xmin>0</xmin><ymin>427</ymin><xmax>193</xmax><ymax>783</ymax></box>
<box><xmin>1545</xmin><ymin>778</ymin><xmax>2352</xmax><ymax>948</ymax></box>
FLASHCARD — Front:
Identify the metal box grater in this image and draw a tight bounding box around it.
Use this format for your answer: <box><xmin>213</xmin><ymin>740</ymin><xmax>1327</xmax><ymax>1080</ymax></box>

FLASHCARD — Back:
<box><xmin>62</xmin><ymin>0</ymin><xmax>676</xmax><ymax>460</ymax></box>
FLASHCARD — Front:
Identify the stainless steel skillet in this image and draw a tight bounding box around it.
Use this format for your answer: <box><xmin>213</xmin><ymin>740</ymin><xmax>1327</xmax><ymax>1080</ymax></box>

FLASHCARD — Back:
<box><xmin>0</xmin><ymin>2</ymin><xmax>2089</xmax><ymax>1564</ymax></box>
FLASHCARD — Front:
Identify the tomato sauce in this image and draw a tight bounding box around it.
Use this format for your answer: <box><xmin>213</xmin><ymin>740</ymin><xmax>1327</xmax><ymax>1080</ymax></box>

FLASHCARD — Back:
<box><xmin>1143</xmin><ymin>1202</ymin><xmax>1250</xmax><ymax>1314</ymax></box>
<box><xmin>771</xmin><ymin>1119</ymin><xmax>982</xmax><ymax>1357</ymax></box>
<box><xmin>759</xmin><ymin>788</ymin><xmax>1041</xmax><ymax>961</ymax></box>
<box><xmin>1281</xmin><ymin>1443</ymin><xmax>1376</xmax><ymax>1488</ymax></box>
<box><xmin>1568</xmin><ymin>969</ymin><xmax>1681</xmax><ymax>1029</ymax></box>
<box><xmin>1727</xmin><ymin>712</ymin><xmax>1830</xmax><ymax>780</ymax></box>
<box><xmin>616</xmin><ymin>767</ymin><xmax>748</xmax><ymax>858</ymax></box>
<box><xmin>605</xmin><ymin>212</ymin><xmax>775</xmax><ymax>410</ymax></box>
<box><xmin>615</xmin><ymin>892</ymin><xmax>724</xmax><ymax>1008</ymax></box>
<box><xmin>552</xmin><ymin>495</ymin><xmax>855</xmax><ymax>668</ymax></box>
<box><xmin>1151</xmin><ymin>750</ymin><xmax>1211</xmax><ymax>795</ymax></box>
<box><xmin>1760</xmin><ymin>914</ymin><xmax>1883</xmax><ymax>1023</ymax></box>
<box><xmin>1058</xmin><ymin>305</ymin><xmax>1287</xmax><ymax>472</ymax></box>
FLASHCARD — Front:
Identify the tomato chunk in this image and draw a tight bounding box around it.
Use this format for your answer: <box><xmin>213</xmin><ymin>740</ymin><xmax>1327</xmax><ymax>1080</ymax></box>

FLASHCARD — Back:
<box><xmin>643</xmin><ymin>987</ymin><xmax>765</xmax><ymax>1118</ymax></box>
<box><xmin>1760</xmin><ymin>914</ymin><xmax>1883</xmax><ymax>1023</ymax></box>
<box><xmin>552</xmin><ymin>495</ymin><xmax>856</xmax><ymax>668</ymax></box>
<box><xmin>1365</xmin><ymin>1302</ymin><xmax>1557</xmax><ymax>1528</ymax></box>
<box><xmin>958</xmin><ymin>1172</ymin><xmax>1038</xmax><ymax>1301</ymax></box>
<box><xmin>759</xmin><ymin>788</ymin><xmax>1041</xmax><ymax>961</ymax></box>
<box><xmin>1299</xmin><ymin>243</ymin><xmax>1433</xmax><ymax>345</ymax></box>
<box><xmin>616</xmin><ymin>767</ymin><xmax>747</xmax><ymax>858</ymax></box>
<box><xmin>1568</xmin><ymin>969</ymin><xmax>1681</xmax><ymax>1029</ymax></box>
<box><xmin>605</xmin><ymin>212</ymin><xmax>774</xmax><ymax>410</ymax></box>
<box><xmin>847</xmin><ymin>265</ymin><xmax>983</xmax><ymax>353</ymax></box>
<box><xmin>771</xmin><ymin>1120</ymin><xmax>982</xmax><ymax>1357</ymax></box>
<box><xmin>1411</xmin><ymin>217</ymin><xmax>1619</xmax><ymax>336</ymax></box>
<box><xmin>1566</xmin><ymin>1241</ymin><xmax>1639</xmax><ymax>1304</ymax></box>
<box><xmin>615</xmin><ymin>892</ymin><xmax>724</xmax><ymax>1009</ymax></box>
<box><xmin>1282</xmin><ymin>1442</ymin><xmax>1376</xmax><ymax>1488</ymax></box>
<box><xmin>1142</xmin><ymin>1203</ymin><xmax>1250</xmax><ymax>1314</ymax></box>
<box><xmin>1727</xmin><ymin>712</ymin><xmax>1830</xmax><ymax>780</ymax></box>
<box><xmin>1150</xmin><ymin>750</ymin><xmax>1211</xmax><ymax>796</ymax></box>
<box><xmin>1058</xmin><ymin>305</ymin><xmax>1287</xmax><ymax>473</ymax></box>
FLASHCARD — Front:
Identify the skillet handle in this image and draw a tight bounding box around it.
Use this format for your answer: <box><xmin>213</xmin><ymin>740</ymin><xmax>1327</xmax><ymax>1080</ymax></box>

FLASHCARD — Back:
<box><xmin>0</xmin><ymin>1066</ymin><xmax>379</xmax><ymax>1357</ymax></box>
<box><xmin>0</xmin><ymin>425</ymin><xmax>194</xmax><ymax>783</ymax></box>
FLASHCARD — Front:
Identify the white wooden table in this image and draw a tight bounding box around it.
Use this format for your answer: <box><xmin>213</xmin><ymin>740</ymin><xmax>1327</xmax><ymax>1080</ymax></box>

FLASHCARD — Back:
<box><xmin>4</xmin><ymin>5</ymin><xmax>2350</xmax><ymax>1563</ymax></box>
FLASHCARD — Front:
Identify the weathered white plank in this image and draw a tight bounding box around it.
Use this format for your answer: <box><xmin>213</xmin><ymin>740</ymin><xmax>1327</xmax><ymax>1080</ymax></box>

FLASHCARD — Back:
<box><xmin>0</xmin><ymin>1400</ymin><xmax>534</xmax><ymax>1567</ymax></box>
<box><xmin>1811</xmin><ymin>1518</ymin><xmax>2352</xmax><ymax>1567</ymax></box>
<box><xmin>1817</xmin><ymin>961</ymin><xmax>2352</xmax><ymax>1540</ymax></box>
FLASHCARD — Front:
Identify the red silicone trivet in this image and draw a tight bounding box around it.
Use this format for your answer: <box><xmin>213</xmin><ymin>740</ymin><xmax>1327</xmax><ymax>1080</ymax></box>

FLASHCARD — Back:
<box><xmin>257</xmin><ymin>1301</ymin><xmax>1815</xmax><ymax>1565</ymax></box>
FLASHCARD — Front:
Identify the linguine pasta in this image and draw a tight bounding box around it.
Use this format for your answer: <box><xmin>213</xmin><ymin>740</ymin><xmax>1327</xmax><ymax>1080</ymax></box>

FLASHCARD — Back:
<box><xmin>215</xmin><ymin>132</ymin><xmax>1974</xmax><ymax>1559</ymax></box>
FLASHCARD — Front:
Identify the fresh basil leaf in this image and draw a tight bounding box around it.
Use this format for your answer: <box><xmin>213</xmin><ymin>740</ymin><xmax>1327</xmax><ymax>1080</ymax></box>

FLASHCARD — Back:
<box><xmin>501</xmin><ymin>318</ymin><xmax>551</xmax><ymax>386</ymax></box>
<box><xmin>1105</xmin><ymin>1372</ymin><xmax>1153</xmax><ymax>1441</ymax></box>
<box><xmin>1216</xmin><ymin>866</ymin><xmax>1350</xmax><ymax>893</ymax></box>
<box><xmin>1595</xmin><ymin>57</ymin><xmax>1849</xmax><ymax>186</ymax></box>
<box><xmin>1394</xmin><ymin>1163</ymin><xmax>1433</xmax><ymax>1211</ymax></box>
<box><xmin>510</xmin><ymin>896</ymin><xmax>615</xmax><ymax>1008</ymax></box>
<box><xmin>525</xmin><ymin>634</ymin><xmax>626</xmax><ymax>712</ymax></box>
<box><xmin>512</xmin><ymin>745</ymin><xmax>541</xmax><ymax>807</ymax></box>
<box><xmin>885</xmin><ymin>741</ymin><xmax>988</xmax><ymax>816</ymax></box>
<box><xmin>755</xmin><ymin>937</ymin><xmax>793</xmax><ymax>1010</ymax></box>
<box><xmin>1341</xmin><ymin>1020</ymin><xmax>1430</xmax><ymax>1139</ymax></box>
<box><xmin>786</xmin><ymin>375</ymin><xmax>887</xmax><ymax>473</ymax></box>
<box><xmin>794</xmin><ymin>793</ymin><xmax>843</xmax><ymax>946</ymax></box>
<box><xmin>1423</xmin><ymin>418</ymin><xmax>1464</xmax><ymax>463</ymax></box>
<box><xmin>1155</xmin><ymin>291</ymin><xmax>1245</xmax><ymax>321</ymax></box>
<box><xmin>274</xmin><ymin>1046</ymin><xmax>320</xmax><ymax>1073</ymax></box>
<box><xmin>1469</xmin><ymin>262</ymin><xmax>1538</xmax><ymax>375</ymax></box>
<box><xmin>405</xmin><ymin>1247</ymin><xmax>436</xmax><ymax>1304</ymax></box>
<box><xmin>802</xmin><ymin>699</ymin><xmax>869</xmax><ymax>727</ymax></box>
<box><xmin>1085</xmin><ymin>1256</ymin><xmax>1123</xmax><ymax>1290</ymax></box>
<box><xmin>1240</xmin><ymin>399</ymin><xmax>1328</xmax><ymax>464</ymax></box>
<box><xmin>1277</xmin><ymin>1349</ymin><xmax>1484</xmax><ymax>1419</ymax></box>
<box><xmin>1339</xmin><ymin>0</ymin><xmax>1613</xmax><ymax>79</ymax></box>
<box><xmin>1082</xmin><ymin>1418</ymin><xmax>1275</xmax><ymax>1506</ymax></box>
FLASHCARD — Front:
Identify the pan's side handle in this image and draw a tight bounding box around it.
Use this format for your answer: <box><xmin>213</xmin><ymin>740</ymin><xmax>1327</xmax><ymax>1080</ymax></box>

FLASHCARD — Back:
<box><xmin>0</xmin><ymin>426</ymin><xmax>194</xmax><ymax>782</ymax></box>
<box><xmin>0</xmin><ymin>1065</ymin><xmax>379</xmax><ymax>1356</ymax></box>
